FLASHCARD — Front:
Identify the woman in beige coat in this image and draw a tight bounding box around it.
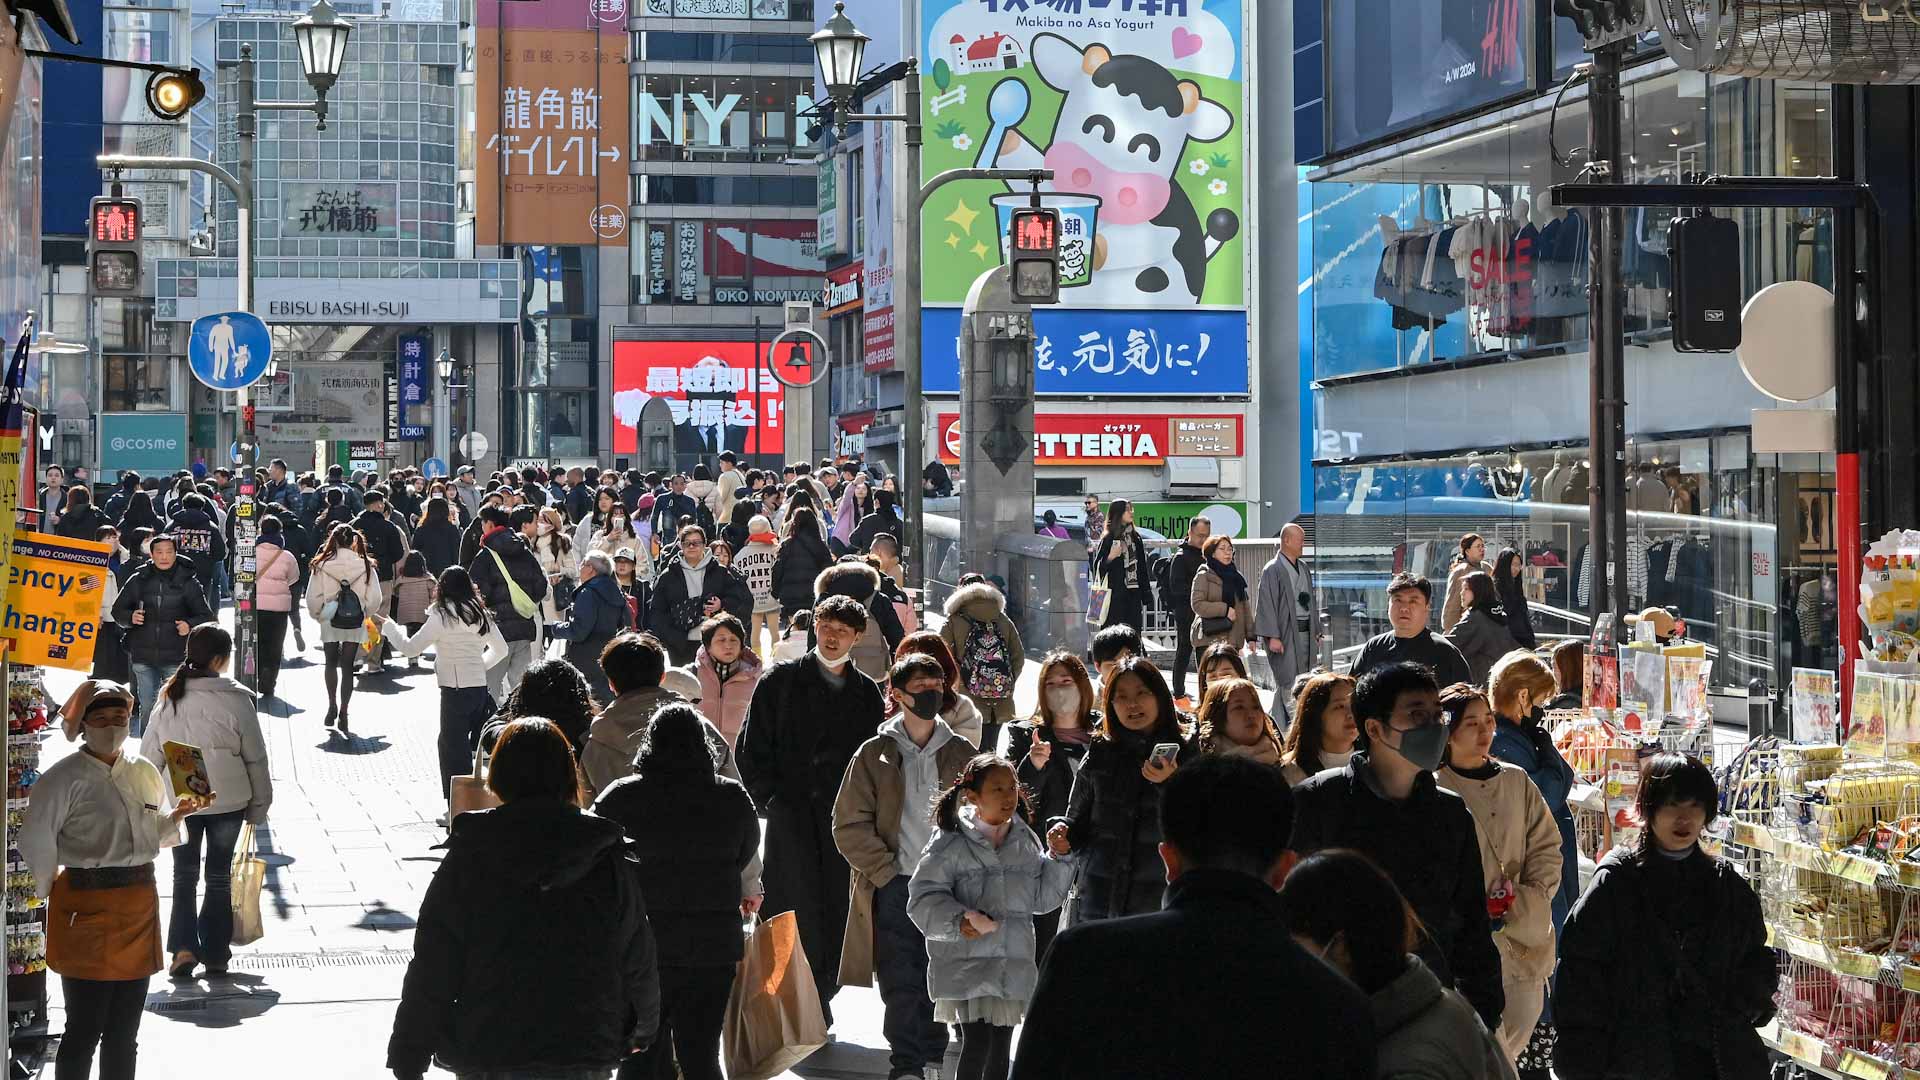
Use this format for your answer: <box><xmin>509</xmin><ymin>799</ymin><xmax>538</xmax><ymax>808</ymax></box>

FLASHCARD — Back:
<box><xmin>1441</xmin><ymin>533</ymin><xmax>1492</xmax><ymax>632</ymax></box>
<box><xmin>1437</xmin><ymin>683</ymin><xmax>1564</xmax><ymax>1066</ymax></box>
<box><xmin>1189</xmin><ymin>535</ymin><xmax>1253</xmax><ymax>653</ymax></box>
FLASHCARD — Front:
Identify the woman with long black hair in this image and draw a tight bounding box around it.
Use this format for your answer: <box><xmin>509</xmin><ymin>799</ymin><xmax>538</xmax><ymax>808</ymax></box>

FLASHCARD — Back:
<box><xmin>1493</xmin><ymin>547</ymin><xmax>1537</xmax><ymax>650</ymax></box>
<box><xmin>381</xmin><ymin>567</ymin><xmax>510</xmax><ymax>822</ymax></box>
<box><xmin>1091</xmin><ymin>500</ymin><xmax>1153</xmax><ymax>632</ymax></box>
<box><xmin>305</xmin><ymin>523</ymin><xmax>382</xmax><ymax>734</ymax></box>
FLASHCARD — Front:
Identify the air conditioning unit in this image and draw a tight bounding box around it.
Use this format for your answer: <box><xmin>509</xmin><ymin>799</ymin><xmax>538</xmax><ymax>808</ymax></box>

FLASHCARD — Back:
<box><xmin>1164</xmin><ymin>457</ymin><xmax>1220</xmax><ymax>499</ymax></box>
<box><xmin>784</xmin><ymin>302</ymin><xmax>814</xmax><ymax>330</ymax></box>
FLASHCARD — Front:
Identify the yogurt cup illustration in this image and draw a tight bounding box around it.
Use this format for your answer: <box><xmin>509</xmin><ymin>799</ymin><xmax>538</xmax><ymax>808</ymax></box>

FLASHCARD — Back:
<box><xmin>992</xmin><ymin>193</ymin><xmax>1102</xmax><ymax>289</ymax></box>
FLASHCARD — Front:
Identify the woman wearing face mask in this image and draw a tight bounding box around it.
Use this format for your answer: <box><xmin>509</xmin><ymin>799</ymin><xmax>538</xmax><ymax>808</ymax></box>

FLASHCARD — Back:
<box><xmin>1553</xmin><ymin>755</ymin><xmax>1774</xmax><ymax>1080</ymax></box>
<box><xmin>1044</xmin><ymin>657</ymin><xmax>1190</xmax><ymax>926</ymax></box>
<box><xmin>1004</xmin><ymin>651</ymin><xmax>1098</xmax><ymax>960</ymax></box>
<box><xmin>1487</xmin><ymin>652</ymin><xmax>1580</xmax><ymax>1078</ymax></box>
<box><xmin>1280</xmin><ymin>673</ymin><xmax>1358</xmax><ymax>786</ymax></box>
<box><xmin>1277</xmin><ymin>849</ymin><xmax>1519</xmax><ymax>1080</ymax></box>
<box><xmin>23</xmin><ymin>681</ymin><xmax>212</xmax><ymax>1080</ymax></box>
<box><xmin>1196</xmin><ymin>678</ymin><xmax>1283</xmax><ymax>766</ymax></box>
<box><xmin>138</xmin><ymin>624</ymin><xmax>274</xmax><ymax>981</ymax></box>
<box><xmin>1437</xmin><ymin>684</ymin><xmax>1563</xmax><ymax>1069</ymax></box>
<box><xmin>684</xmin><ymin>614</ymin><xmax>763</xmax><ymax>750</ymax></box>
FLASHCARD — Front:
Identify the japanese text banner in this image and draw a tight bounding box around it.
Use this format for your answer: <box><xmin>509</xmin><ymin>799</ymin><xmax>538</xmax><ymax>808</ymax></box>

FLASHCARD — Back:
<box><xmin>610</xmin><ymin>340</ymin><xmax>788</xmax><ymax>456</ymax></box>
<box><xmin>922</xmin><ymin>307</ymin><xmax>1247</xmax><ymax>395</ymax></box>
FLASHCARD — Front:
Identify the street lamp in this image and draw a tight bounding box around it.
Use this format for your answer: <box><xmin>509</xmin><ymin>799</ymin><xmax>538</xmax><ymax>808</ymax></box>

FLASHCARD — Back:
<box><xmin>436</xmin><ymin>346</ymin><xmax>456</xmax><ymax>384</ymax></box>
<box><xmin>291</xmin><ymin>0</ymin><xmax>352</xmax><ymax>94</ymax></box>
<box><xmin>808</xmin><ymin>3</ymin><xmax>1049</xmax><ymax>613</ymax></box>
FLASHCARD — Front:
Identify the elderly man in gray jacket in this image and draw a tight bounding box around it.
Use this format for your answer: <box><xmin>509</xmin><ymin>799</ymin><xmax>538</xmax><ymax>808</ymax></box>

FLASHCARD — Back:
<box><xmin>1255</xmin><ymin>522</ymin><xmax>1313</xmax><ymax>720</ymax></box>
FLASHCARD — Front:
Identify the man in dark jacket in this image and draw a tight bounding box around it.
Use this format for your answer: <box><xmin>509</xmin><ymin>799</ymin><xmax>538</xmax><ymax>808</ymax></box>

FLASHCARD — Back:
<box><xmin>354</xmin><ymin>490</ymin><xmax>409</xmax><ymax>584</ymax></box>
<box><xmin>322</xmin><ymin>463</ymin><xmax>363</xmax><ymax>516</ymax></box>
<box><xmin>650</xmin><ymin>474</ymin><xmax>698</xmax><ymax>540</ymax></box>
<box><xmin>1014</xmin><ymin>754</ymin><xmax>1375</xmax><ymax>1080</ymax></box>
<box><xmin>1287</xmin><ymin>661</ymin><xmax>1505</xmax><ymax>1032</ymax></box>
<box><xmin>1164</xmin><ymin>515</ymin><xmax>1210</xmax><ymax>699</ymax></box>
<box><xmin>261</xmin><ymin>459</ymin><xmax>295</xmax><ymax>508</ymax></box>
<box><xmin>1348</xmin><ymin>571</ymin><xmax>1472</xmax><ymax>688</ymax></box>
<box><xmin>459</xmin><ymin>489</ymin><xmax>507</xmax><ymax>567</ymax></box>
<box><xmin>111</xmin><ymin>534</ymin><xmax>215</xmax><ymax>735</ymax></box>
<box><xmin>166</xmin><ymin>492</ymin><xmax>227</xmax><ymax>613</ymax></box>
<box><xmin>845</xmin><ymin>490</ymin><xmax>905</xmax><ymax>556</ymax></box>
<box><xmin>101</xmin><ymin>471</ymin><xmax>140</xmax><ymax>523</ymax></box>
<box><xmin>564</xmin><ymin>467</ymin><xmax>594</xmax><ymax>523</ymax></box>
<box><xmin>388</xmin><ymin>759</ymin><xmax>659</xmax><ymax>1079</ymax></box>
<box><xmin>650</xmin><ymin>524</ymin><xmax>753</xmax><ymax>667</ymax></box>
<box><xmin>470</xmin><ymin>505</ymin><xmax>550</xmax><ymax>699</ymax></box>
<box><xmin>547</xmin><ymin>551</ymin><xmax>631</xmax><ymax>702</ymax></box>
<box><xmin>53</xmin><ymin>486</ymin><xmax>110</xmax><ymax>542</ymax></box>
<box><xmin>735</xmin><ymin>595</ymin><xmax>886</xmax><ymax>1029</ymax></box>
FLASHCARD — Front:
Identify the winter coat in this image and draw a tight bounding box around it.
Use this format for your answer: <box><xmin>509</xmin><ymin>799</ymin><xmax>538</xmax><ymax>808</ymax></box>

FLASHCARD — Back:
<box><xmin>305</xmin><ymin>550</ymin><xmax>384</xmax><ymax>628</ymax></box>
<box><xmin>649</xmin><ymin>553</ymin><xmax>753</xmax><ymax>642</ymax></box>
<box><xmin>167</xmin><ymin>508</ymin><xmax>226</xmax><ymax>580</ymax></box>
<box><xmin>55</xmin><ymin>504</ymin><xmax>108</xmax><ymax>541</ymax></box>
<box><xmin>1289</xmin><ymin>754</ymin><xmax>1506</xmax><ymax>1032</ymax></box>
<box><xmin>382</xmin><ymin>608</ymin><xmax>509</xmax><ymax>690</ymax></box>
<box><xmin>651</xmin><ymin>491</ymin><xmax>698</xmax><ymax>538</ymax></box>
<box><xmin>253</xmin><ymin>540</ymin><xmax>299</xmax><ymax>613</ymax></box>
<box><xmin>592</xmin><ymin>770</ymin><xmax>759</xmax><ymax>968</ymax></box>
<box><xmin>387</xmin><ymin>799</ymin><xmax>659</xmax><ymax>1077</ymax></box>
<box><xmin>1009</xmin><ymin>869</ymin><xmax>1377</xmax><ymax>1080</ymax></box>
<box><xmin>1442</xmin><ymin>559</ymin><xmax>1492</xmax><ymax>633</ymax></box>
<box><xmin>737</xmin><ymin>655</ymin><xmax>886</xmax><ymax>814</ymax></box>
<box><xmin>580</xmin><ymin>686</ymin><xmax>689</xmax><ymax>797</ymax></box>
<box><xmin>412</xmin><ymin>519</ymin><xmax>464</xmax><ymax>578</ymax></box>
<box><xmin>713</xmin><ymin>468</ymin><xmax>745</xmax><ymax>524</ymax></box>
<box><xmin>770</xmin><ymin>532</ymin><xmax>832</xmax><ymax>615</ymax></box>
<box><xmin>469</xmin><ymin>528</ymin><xmax>548</xmax><ymax>644</ymax></box>
<box><xmin>1371</xmin><ymin>956</ymin><xmax>1520</xmax><ymax>1080</ymax></box>
<box><xmin>1092</xmin><ymin>531</ymin><xmax>1153</xmax><ymax>607</ymax></box>
<box><xmin>1056</xmin><ymin>729</ymin><xmax>1193</xmax><ymax>925</ymax></box>
<box><xmin>940</xmin><ymin>583</ymin><xmax>1027</xmax><ymax>707</ymax></box>
<box><xmin>1189</xmin><ymin>562</ymin><xmax>1253</xmax><ymax>651</ymax></box>
<box><xmin>138</xmin><ymin>675</ymin><xmax>273</xmax><ymax>822</ymax></box>
<box><xmin>1166</xmin><ymin>541</ymin><xmax>1205</xmax><ymax>613</ymax></box>
<box><xmin>1553</xmin><ymin>847</ymin><xmax>1775</xmax><ymax>1080</ymax></box>
<box><xmin>831</xmin><ymin>721</ymin><xmax>976</xmax><ymax>987</ymax></box>
<box><xmin>534</xmin><ymin>539</ymin><xmax>579</xmax><ymax>622</ymax></box>
<box><xmin>847</xmin><ymin>509</ymin><xmax>904</xmax><ymax>555</ymax></box>
<box><xmin>354</xmin><ymin>509</ymin><xmax>407</xmax><ymax>581</ymax></box>
<box><xmin>908</xmin><ymin>814</ymin><xmax>1076</xmax><ymax>1004</ymax></box>
<box><xmin>1437</xmin><ymin>762</ymin><xmax>1565</xmax><ymax>984</ymax></box>
<box><xmin>1007</xmin><ymin>719</ymin><xmax>1094</xmax><ymax>826</ymax></box>
<box><xmin>1490</xmin><ymin>716</ymin><xmax>1582</xmax><ymax>939</ymax></box>
<box><xmin>734</xmin><ymin>538</ymin><xmax>779</xmax><ymax>612</ymax></box>
<box><xmin>685</xmin><ymin>479</ymin><xmax>717</xmax><ymax>528</ymax></box>
<box><xmin>813</xmin><ymin>561</ymin><xmax>906</xmax><ymax>681</ymax></box>
<box><xmin>1446</xmin><ymin>607</ymin><xmax>1522</xmax><ymax>686</ymax></box>
<box><xmin>687</xmin><ymin>645</ymin><xmax>763</xmax><ymax>747</ymax></box>
<box><xmin>112</xmin><ymin>556</ymin><xmax>216</xmax><ymax>667</ymax></box>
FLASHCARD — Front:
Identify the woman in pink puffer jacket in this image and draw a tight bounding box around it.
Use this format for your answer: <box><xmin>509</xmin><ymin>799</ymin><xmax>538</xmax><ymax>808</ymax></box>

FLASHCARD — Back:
<box><xmin>253</xmin><ymin>517</ymin><xmax>301</xmax><ymax>699</ymax></box>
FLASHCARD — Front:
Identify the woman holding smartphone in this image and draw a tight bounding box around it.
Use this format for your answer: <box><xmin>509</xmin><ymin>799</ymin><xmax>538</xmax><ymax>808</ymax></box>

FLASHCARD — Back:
<box><xmin>1045</xmin><ymin>657</ymin><xmax>1191</xmax><ymax>926</ymax></box>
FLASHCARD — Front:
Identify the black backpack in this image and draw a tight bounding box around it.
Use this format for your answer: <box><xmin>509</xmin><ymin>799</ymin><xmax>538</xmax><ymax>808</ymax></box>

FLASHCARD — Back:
<box><xmin>330</xmin><ymin>577</ymin><xmax>365</xmax><ymax>629</ymax></box>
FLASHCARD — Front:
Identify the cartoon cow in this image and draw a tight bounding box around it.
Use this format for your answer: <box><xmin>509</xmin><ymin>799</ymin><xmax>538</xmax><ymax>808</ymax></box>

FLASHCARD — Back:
<box><xmin>985</xmin><ymin>33</ymin><xmax>1240</xmax><ymax>305</ymax></box>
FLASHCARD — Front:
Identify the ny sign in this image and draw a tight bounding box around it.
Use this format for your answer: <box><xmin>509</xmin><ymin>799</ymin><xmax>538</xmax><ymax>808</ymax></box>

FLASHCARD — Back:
<box><xmin>637</xmin><ymin>91</ymin><xmax>815</xmax><ymax>150</ymax></box>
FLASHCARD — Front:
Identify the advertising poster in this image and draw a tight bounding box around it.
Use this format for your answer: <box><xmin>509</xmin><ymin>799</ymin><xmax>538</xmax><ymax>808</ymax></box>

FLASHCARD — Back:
<box><xmin>475</xmin><ymin>0</ymin><xmax>629</xmax><ymax>247</ymax></box>
<box><xmin>1792</xmin><ymin>668</ymin><xmax>1838</xmax><ymax>744</ymax></box>
<box><xmin>3</xmin><ymin>531</ymin><xmax>112</xmax><ymax>671</ymax></box>
<box><xmin>1130</xmin><ymin>500</ymin><xmax>1248</xmax><ymax>539</ymax></box>
<box><xmin>611</xmin><ymin>340</ymin><xmax>799</xmax><ymax>456</ymax></box>
<box><xmin>917</xmin><ymin>0</ymin><xmax>1249</xmax><ymax>396</ymax></box>
<box><xmin>1327</xmin><ymin>0</ymin><xmax>1532</xmax><ymax>154</ymax></box>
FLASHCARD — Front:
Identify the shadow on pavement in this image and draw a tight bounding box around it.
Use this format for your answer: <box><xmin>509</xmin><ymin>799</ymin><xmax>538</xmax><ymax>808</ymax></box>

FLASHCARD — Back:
<box><xmin>317</xmin><ymin>734</ymin><xmax>393</xmax><ymax>755</ymax></box>
<box><xmin>356</xmin><ymin>902</ymin><xmax>416</xmax><ymax>930</ymax></box>
<box><xmin>145</xmin><ymin>975</ymin><xmax>281</xmax><ymax>1029</ymax></box>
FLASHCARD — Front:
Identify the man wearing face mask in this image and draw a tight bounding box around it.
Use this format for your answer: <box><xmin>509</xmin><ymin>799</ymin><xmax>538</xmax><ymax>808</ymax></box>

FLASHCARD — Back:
<box><xmin>22</xmin><ymin>681</ymin><xmax>211</xmax><ymax>1080</ymax></box>
<box><xmin>833</xmin><ymin>654</ymin><xmax>976</xmax><ymax>1080</ymax></box>
<box><xmin>736</xmin><ymin>594</ymin><xmax>890</xmax><ymax>1031</ymax></box>
<box><xmin>1287</xmin><ymin>661</ymin><xmax>1505</xmax><ymax>1033</ymax></box>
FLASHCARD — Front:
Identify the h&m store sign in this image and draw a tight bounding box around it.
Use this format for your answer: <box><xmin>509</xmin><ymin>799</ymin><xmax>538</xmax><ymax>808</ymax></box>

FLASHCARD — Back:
<box><xmin>937</xmin><ymin>413</ymin><xmax>1243</xmax><ymax>467</ymax></box>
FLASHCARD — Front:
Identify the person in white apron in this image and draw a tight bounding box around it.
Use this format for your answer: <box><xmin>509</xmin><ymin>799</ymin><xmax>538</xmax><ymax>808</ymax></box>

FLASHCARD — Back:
<box><xmin>22</xmin><ymin>680</ymin><xmax>210</xmax><ymax>1080</ymax></box>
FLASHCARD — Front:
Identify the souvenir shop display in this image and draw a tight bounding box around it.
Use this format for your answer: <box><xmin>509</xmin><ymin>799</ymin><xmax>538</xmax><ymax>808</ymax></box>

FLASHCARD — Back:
<box><xmin>1552</xmin><ymin>707</ymin><xmax>1714</xmax><ymax>863</ymax></box>
<box><xmin>1795</xmin><ymin>669</ymin><xmax>1841</xmax><ymax>745</ymax></box>
<box><xmin>7</xmin><ymin>668</ymin><xmax>50</xmax><ymax>1042</ymax></box>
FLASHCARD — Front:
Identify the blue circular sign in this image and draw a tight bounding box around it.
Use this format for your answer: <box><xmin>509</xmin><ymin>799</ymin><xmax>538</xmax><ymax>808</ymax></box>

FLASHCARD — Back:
<box><xmin>188</xmin><ymin>311</ymin><xmax>274</xmax><ymax>391</ymax></box>
<box><xmin>421</xmin><ymin>456</ymin><xmax>449</xmax><ymax>480</ymax></box>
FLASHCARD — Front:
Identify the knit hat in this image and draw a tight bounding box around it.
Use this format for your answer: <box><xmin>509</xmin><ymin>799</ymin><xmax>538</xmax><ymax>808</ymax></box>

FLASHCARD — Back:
<box><xmin>58</xmin><ymin>680</ymin><xmax>136</xmax><ymax>741</ymax></box>
<box><xmin>748</xmin><ymin>515</ymin><xmax>772</xmax><ymax>535</ymax></box>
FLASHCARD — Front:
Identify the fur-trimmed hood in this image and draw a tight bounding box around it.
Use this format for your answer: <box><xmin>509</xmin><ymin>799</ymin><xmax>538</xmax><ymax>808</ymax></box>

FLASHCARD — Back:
<box><xmin>814</xmin><ymin>559</ymin><xmax>881</xmax><ymax>605</ymax></box>
<box><xmin>943</xmin><ymin>581</ymin><xmax>1005</xmax><ymax>622</ymax></box>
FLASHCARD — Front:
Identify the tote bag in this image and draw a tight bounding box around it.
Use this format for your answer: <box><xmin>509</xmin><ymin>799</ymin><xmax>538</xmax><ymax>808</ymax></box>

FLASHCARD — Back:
<box><xmin>722</xmin><ymin>911</ymin><xmax>828</xmax><ymax>1080</ymax></box>
<box><xmin>230</xmin><ymin>821</ymin><xmax>267</xmax><ymax>946</ymax></box>
<box><xmin>449</xmin><ymin>740</ymin><xmax>503</xmax><ymax>818</ymax></box>
<box><xmin>1086</xmin><ymin>564</ymin><xmax>1113</xmax><ymax>628</ymax></box>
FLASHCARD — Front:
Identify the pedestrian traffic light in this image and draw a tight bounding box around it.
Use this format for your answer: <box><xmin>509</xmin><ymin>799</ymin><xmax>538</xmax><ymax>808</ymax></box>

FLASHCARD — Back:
<box><xmin>87</xmin><ymin>196</ymin><xmax>143</xmax><ymax>296</ymax></box>
<box><xmin>1007</xmin><ymin>206</ymin><xmax>1061</xmax><ymax>306</ymax></box>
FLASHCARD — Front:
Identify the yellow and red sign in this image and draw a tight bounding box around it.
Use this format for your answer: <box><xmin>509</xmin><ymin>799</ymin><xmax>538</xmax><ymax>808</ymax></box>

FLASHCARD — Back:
<box><xmin>3</xmin><ymin>531</ymin><xmax>113</xmax><ymax>671</ymax></box>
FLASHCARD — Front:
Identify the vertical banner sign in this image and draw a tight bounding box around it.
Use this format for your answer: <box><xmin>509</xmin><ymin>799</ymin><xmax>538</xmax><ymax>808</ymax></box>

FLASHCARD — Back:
<box><xmin>476</xmin><ymin>0</ymin><xmax>630</xmax><ymax>247</ymax></box>
<box><xmin>396</xmin><ymin>333</ymin><xmax>431</xmax><ymax>440</ymax></box>
<box><xmin>917</xmin><ymin>0</ymin><xmax>1250</xmax><ymax>396</ymax></box>
<box><xmin>863</xmin><ymin>83</ymin><xmax>898</xmax><ymax>373</ymax></box>
<box><xmin>0</xmin><ymin>324</ymin><xmax>30</xmax><ymax>663</ymax></box>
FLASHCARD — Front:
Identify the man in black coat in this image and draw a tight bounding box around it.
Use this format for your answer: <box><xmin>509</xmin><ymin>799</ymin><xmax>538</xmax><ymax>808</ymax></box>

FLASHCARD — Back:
<box><xmin>459</xmin><ymin>489</ymin><xmax>507</xmax><ymax>567</ymax></box>
<box><xmin>470</xmin><ymin>505</ymin><xmax>549</xmax><ymax>700</ymax></box>
<box><xmin>53</xmin><ymin>486</ymin><xmax>110</xmax><ymax>542</ymax></box>
<box><xmin>322</xmin><ymin>463</ymin><xmax>364</xmax><ymax>516</ymax></box>
<box><xmin>165</xmin><ymin>492</ymin><xmax>227</xmax><ymax>613</ymax></box>
<box><xmin>735</xmin><ymin>595</ymin><xmax>886</xmax><ymax>1029</ymax></box>
<box><xmin>546</xmin><ymin>552</ymin><xmax>631</xmax><ymax>702</ymax></box>
<box><xmin>1287</xmin><ymin>661</ymin><xmax>1505</xmax><ymax>1032</ymax></box>
<box><xmin>1348</xmin><ymin>572</ymin><xmax>1472</xmax><ymax>687</ymax></box>
<box><xmin>101</xmin><ymin>471</ymin><xmax>140</xmax><ymax>524</ymax></box>
<box><xmin>650</xmin><ymin>524</ymin><xmax>753</xmax><ymax>667</ymax></box>
<box><xmin>650</xmin><ymin>474</ymin><xmax>698</xmax><ymax>540</ymax></box>
<box><xmin>1013</xmin><ymin>754</ymin><xmax>1375</xmax><ymax>1080</ymax></box>
<box><xmin>111</xmin><ymin>534</ymin><xmax>215</xmax><ymax>735</ymax></box>
<box><xmin>354</xmin><ymin>490</ymin><xmax>409</xmax><ymax>584</ymax></box>
<box><xmin>1164</xmin><ymin>515</ymin><xmax>1210</xmax><ymax>699</ymax></box>
<box><xmin>261</xmin><ymin>458</ymin><xmax>296</xmax><ymax>509</ymax></box>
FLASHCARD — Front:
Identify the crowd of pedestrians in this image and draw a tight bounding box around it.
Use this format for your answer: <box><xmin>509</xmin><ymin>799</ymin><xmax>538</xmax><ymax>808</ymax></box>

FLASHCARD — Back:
<box><xmin>24</xmin><ymin>457</ymin><xmax>1781</xmax><ymax>1079</ymax></box>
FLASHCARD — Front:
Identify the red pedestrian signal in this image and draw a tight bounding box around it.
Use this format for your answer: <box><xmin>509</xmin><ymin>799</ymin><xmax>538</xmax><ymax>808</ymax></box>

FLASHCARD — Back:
<box><xmin>1007</xmin><ymin>207</ymin><xmax>1061</xmax><ymax>306</ymax></box>
<box><xmin>88</xmin><ymin>196</ymin><xmax>144</xmax><ymax>296</ymax></box>
<box><xmin>91</xmin><ymin>200</ymin><xmax>141</xmax><ymax>245</ymax></box>
<box><xmin>1010</xmin><ymin>208</ymin><xmax>1059</xmax><ymax>255</ymax></box>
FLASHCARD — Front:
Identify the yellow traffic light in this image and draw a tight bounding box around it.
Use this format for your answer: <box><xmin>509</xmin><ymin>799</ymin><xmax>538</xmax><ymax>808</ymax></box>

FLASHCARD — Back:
<box><xmin>145</xmin><ymin>69</ymin><xmax>205</xmax><ymax>120</ymax></box>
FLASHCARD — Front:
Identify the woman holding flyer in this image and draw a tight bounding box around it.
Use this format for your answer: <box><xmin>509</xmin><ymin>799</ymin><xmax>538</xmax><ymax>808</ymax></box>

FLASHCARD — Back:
<box><xmin>138</xmin><ymin>623</ymin><xmax>274</xmax><ymax>982</ymax></box>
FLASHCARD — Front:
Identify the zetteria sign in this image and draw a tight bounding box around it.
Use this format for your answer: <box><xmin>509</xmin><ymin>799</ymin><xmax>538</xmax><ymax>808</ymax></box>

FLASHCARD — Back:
<box><xmin>823</xmin><ymin>263</ymin><xmax>862</xmax><ymax>317</ymax></box>
<box><xmin>936</xmin><ymin>412</ymin><xmax>1244</xmax><ymax>467</ymax></box>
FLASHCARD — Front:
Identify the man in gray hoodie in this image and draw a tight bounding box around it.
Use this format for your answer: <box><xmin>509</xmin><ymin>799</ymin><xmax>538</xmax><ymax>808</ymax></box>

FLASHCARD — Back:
<box><xmin>832</xmin><ymin>654</ymin><xmax>977</xmax><ymax>1080</ymax></box>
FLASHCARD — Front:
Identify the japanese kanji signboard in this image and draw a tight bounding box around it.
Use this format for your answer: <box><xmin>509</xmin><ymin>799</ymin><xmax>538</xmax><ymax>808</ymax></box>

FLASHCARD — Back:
<box><xmin>611</xmin><ymin>340</ymin><xmax>786</xmax><ymax>456</ymax></box>
<box><xmin>476</xmin><ymin>0</ymin><xmax>629</xmax><ymax>247</ymax></box>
